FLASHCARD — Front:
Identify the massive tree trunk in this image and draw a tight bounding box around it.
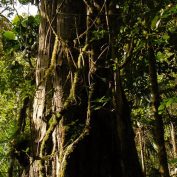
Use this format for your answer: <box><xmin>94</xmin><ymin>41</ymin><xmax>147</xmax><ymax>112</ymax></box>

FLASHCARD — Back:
<box><xmin>148</xmin><ymin>45</ymin><xmax>170</xmax><ymax>177</ymax></box>
<box><xmin>28</xmin><ymin>1</ymin><xmax>143</xmax><ymax>177</ymax></box>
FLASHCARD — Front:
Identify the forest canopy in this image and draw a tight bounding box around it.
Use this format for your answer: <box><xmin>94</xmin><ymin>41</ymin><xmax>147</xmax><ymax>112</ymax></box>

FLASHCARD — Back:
<box><xmin>0</xmin><ymin>1</ymin><xmax>177</xmax><ymax>177</ymax></box>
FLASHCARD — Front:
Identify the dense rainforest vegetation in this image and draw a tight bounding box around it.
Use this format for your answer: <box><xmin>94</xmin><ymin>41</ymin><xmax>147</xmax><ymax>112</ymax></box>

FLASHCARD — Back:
<box><xmin>0</xmin><ymin>0</ymin><xmax>177</xmax><ymax>177</ymax></box>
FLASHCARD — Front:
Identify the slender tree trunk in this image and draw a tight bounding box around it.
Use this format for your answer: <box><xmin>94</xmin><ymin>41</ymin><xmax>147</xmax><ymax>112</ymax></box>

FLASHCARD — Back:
<box><xmin>138</xmin><ymin>126</ymin><xmax>146</xmax><ymax>176</ymax></box>
<box><xmin>108</xmin><ymin>2</ymin><xmax>143</xmax><ymax>176</ymax></box>
<box><xmin>170</xmin><ymin>122</ymin><xmax>177</xmax><ymax>158</ymax></box>
<box><xmin>148</xmin><ymin>45</ymin><xmax>170</xmax><ymax>177</ymax></box>
<box><xmin>113</xmin><ymin>66</ymin><xmax>143</xmax><ymax>177</ymax></box>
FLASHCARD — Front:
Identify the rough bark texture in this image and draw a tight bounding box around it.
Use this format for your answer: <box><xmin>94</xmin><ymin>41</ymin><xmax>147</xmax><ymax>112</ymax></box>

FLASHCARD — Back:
<box><xmin>148</xmin><ymin>46</ymin><xmax>170</xmax><ymax>177</ymax></box>
<box><xmin>170</xmin><ymin>122</ymin><xmax>177</xmax><ymax>158</ymax></box>
<box><xmin>28</xmin><ymin>1</ymin><xmax>143</xmax><ymax>177</ymax></box>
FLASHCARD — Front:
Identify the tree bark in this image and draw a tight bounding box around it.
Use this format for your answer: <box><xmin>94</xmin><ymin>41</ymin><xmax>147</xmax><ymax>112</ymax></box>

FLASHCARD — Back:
<box><xmin>28</xmin><ymin>1</ymin><xmax>143</xmax><ymax>177</ymax></box>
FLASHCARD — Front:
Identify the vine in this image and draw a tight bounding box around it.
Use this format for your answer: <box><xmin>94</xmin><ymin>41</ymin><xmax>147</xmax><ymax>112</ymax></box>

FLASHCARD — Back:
<box><xmin>38</xmin><ymin>43</ymin><xmax>89</xmax><ymax>176</ymax></box>
<box><xmin>59</xmin><ymin>83</ymin><xmax>94</xmax><ymax>177</ymax></box>
<box><xmin>37</xmin><ymin>35</ymin><xmax>59</xmax><ymax>87</ymax></box>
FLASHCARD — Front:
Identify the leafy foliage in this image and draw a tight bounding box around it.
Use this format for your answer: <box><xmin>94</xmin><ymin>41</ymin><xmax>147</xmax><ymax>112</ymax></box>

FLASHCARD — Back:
<box><xmin>0</xmin><ymin>4</ymin><xmax>39</xmax><ymax>174</ymax></box>
<box><xmin>18</xmin><ymin>0</ymin><xmax>31</xmax><ymax>5</ymax></box>
<box><xmin>0</xmin><ymin>0</ymin><xmax>177</xmax><ymax>176</ymax></box>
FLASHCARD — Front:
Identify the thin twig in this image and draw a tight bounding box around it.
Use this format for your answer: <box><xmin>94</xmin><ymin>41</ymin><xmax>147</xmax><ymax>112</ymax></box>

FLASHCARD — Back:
<box><xmin>74</xmin><ymin>0</ymin><xmax>107</xmax><ymax>41</ymax></box>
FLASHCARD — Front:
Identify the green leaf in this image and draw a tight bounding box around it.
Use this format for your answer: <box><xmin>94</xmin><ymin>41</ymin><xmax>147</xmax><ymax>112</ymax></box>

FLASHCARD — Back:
<box><xmin>21</xmin><ymin>19</ymin><xmax>28</xmax><ymax>27</ymax></box>
<box><xmin>156</xmin><ymin>51</ymin><xmax>165</xmax><ymax>61</ymax></box>
<box><xmin>162</xmin><ymin>33</ymin><xmax>170</xmax><ymax>40</ymax></box>
<box><xmin>158</xmin><ymin>104</ymin><xmax>165</xmax><ymax>114</ymax></box>
<box><xmin>166</xmin><ymin>98</ymin><xmax>173</xmax><ymax>107</ymax></box>
<box><xmin>34</xmin><ymin>15</ymin><xmax>41</xmax><ymax>24</ymax></box>
<box><xmin>151</xmin><ymin>15</ymin><xmax>161</xmax><ymax>30</ymax></box>
<box><xmin>169</xmin><ymin>158</ymin><xmax>177</xmax><ymax>164</ymax></box>
<box><xmin>12</xmin><ymin>15</ymin><xmax>22</xmax><ymax>25</ymax></box>
<box><xmin>94</xmin><ymin>106</ymin><xmax>102</xmax><ymax>110</ymax></box>
<box><xmin>3</xmin><ymin>31</ymin><xmax>16</xmax><ymax>40</ymax></box>
<box><xmin>18</xmin><ymin>0</ymin><xmax>30</xmax><ymax>5</ymax></box>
